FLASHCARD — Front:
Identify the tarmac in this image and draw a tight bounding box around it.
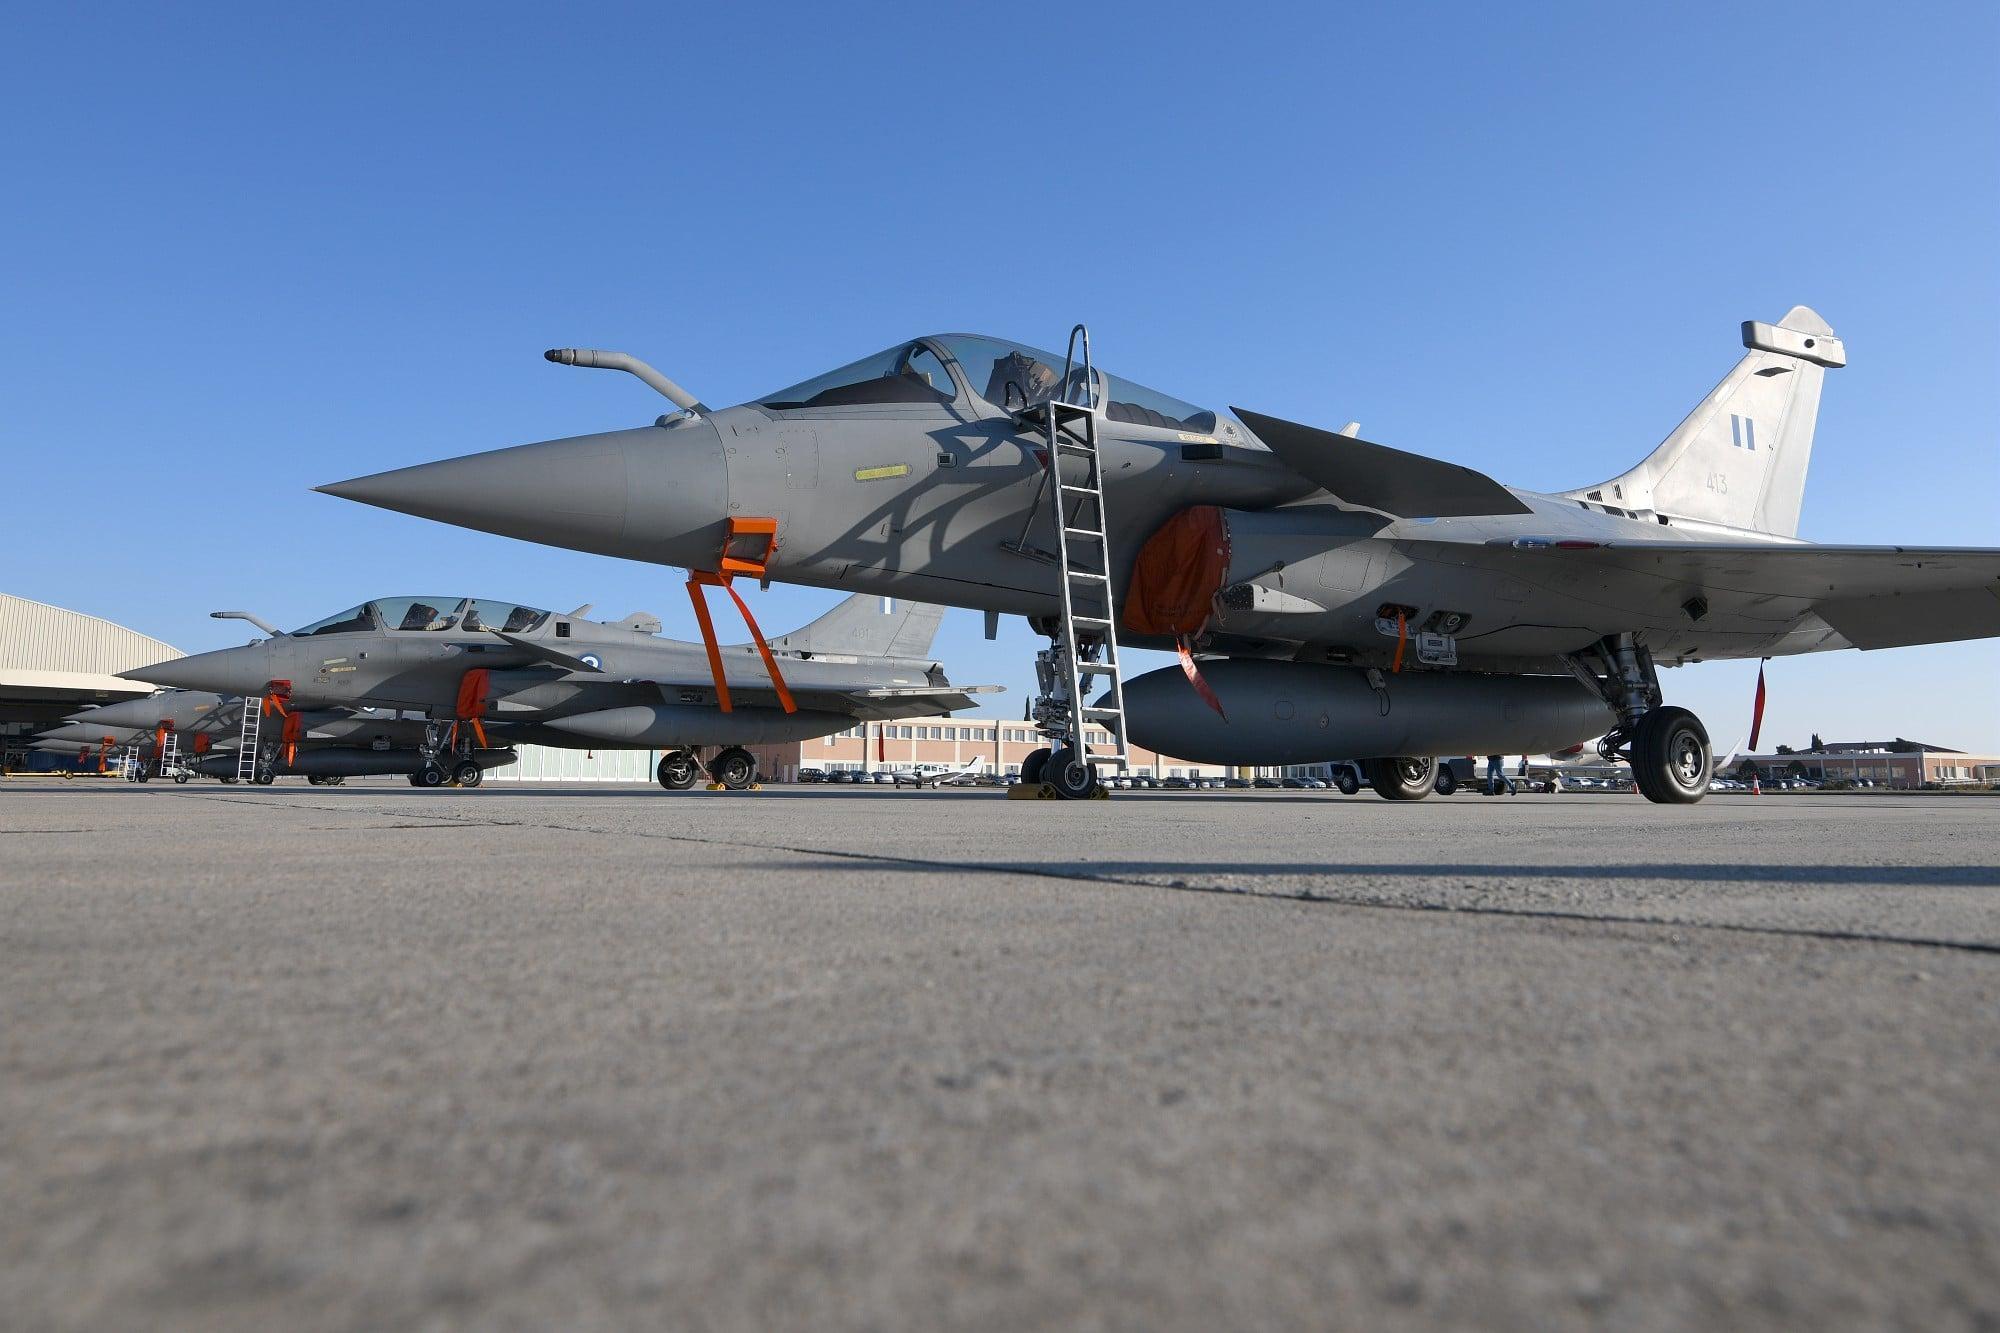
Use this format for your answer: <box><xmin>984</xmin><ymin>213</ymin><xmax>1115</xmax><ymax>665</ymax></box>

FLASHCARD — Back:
<box><xmin>3</xmin><ymin>778</ymin><xmax>1997</xmax><ymax>1331</ymax></box>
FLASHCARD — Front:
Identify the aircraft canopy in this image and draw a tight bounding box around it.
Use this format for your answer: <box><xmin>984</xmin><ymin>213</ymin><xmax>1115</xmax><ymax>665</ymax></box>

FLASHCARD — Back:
<box><xmin>757</xmin><ymin>335</ymin><xmax>1217</xmax><ymax>431</ymax></box>
<box><xmin>291</xmin><ymin>597</ymin><xmax>552</xmax><ymax>636</ymax></box>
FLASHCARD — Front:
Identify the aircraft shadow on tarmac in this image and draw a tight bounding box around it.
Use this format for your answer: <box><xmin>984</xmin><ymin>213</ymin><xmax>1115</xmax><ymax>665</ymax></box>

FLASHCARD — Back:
<box><xmin>735</xmin><ymin>857</ymin><xmax>2000</xmax><ymax>888</ymax></box>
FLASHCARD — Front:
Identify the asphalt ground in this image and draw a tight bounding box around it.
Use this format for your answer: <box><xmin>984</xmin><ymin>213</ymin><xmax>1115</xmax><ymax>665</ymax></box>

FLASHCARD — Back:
<box><xmin>3</xmin><ymin>778</ymin><xmax>1997</xmax><ymax>1331</ymax></box>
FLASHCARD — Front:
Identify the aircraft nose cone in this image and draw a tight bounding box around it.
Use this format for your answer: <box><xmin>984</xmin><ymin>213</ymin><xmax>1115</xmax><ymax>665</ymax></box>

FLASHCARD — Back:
<box><xmin>120</xmin><ymin>645</ymin><xmax>269</xmax><ymax>695</ymax></box>
<box><xmin>317</xmin><ymin>420</ymin><xmax>728</xmax><ymax>566</ymax></box>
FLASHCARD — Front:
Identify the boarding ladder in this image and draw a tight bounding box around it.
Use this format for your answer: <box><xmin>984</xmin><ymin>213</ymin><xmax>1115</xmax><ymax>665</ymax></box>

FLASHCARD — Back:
<box><xmin>1015</xmin><ymin>324</ymin><xmax>1132</xmax><ymax>778</ymax></box>
<box><xmin>234</xmin><ymin>696</ymin><xmax>262</xmax><ymax>782</ymax></box>
<box><xmin>156</xmin><ymin>729</ymin><xmax>180</xmax><ymax>779</ymax></box>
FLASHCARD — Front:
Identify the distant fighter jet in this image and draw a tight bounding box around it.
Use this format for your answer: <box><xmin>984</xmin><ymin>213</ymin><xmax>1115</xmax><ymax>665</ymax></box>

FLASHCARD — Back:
<box><xmin>125</xmin><ymin>593</ymin><xmax>996</xmax><ymax>789</ymax></box>
<box><xmin>318</xmin><ymin>309</ymin><xmax>2000</xmax><ymax>802</ymax></box>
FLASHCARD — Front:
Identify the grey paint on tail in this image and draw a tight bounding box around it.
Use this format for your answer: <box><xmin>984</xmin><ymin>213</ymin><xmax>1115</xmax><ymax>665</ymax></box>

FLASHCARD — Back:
<box><xmin>1563</xmin><ymin>305</ymin><xmax>1845</xmax><ymax>538</ymax></box>
<box><xmin>766</xmin><ymin>595</ymin><xmax>945</xmax><ymax>661</ymax></box>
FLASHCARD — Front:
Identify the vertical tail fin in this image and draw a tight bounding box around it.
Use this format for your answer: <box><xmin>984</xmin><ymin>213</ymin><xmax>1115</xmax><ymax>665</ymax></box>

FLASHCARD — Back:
<box><xmin>767</xmin><ymin>595</ymin><xmax>946</xmax><ymax>661</ymax></box>
<box><xmin>1563</xmin><ymin>306</ymin><xmax>1845</xmax><ymax>537</ymax></box>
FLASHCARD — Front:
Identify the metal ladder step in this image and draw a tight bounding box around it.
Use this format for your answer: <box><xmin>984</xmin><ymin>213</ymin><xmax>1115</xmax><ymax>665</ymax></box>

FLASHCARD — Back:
<box><xmin>1017</xmin><ymin>322</ymin><xmax>1133</xmax><ymax>784</ymax></box>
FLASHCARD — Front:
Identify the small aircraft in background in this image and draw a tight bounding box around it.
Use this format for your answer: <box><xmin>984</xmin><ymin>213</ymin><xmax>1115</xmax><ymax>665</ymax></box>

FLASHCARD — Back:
<box><xmin>889</xmin><ymin>755</ymin><xmax>988</xmax><ymax>788</ymax></box>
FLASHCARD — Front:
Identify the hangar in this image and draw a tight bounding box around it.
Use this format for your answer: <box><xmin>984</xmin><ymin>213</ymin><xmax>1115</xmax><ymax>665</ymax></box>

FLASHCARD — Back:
<box><xmin>0</xmin><ymin>593</ymin><xmax>179</xmax><ymax>766</ymax></box>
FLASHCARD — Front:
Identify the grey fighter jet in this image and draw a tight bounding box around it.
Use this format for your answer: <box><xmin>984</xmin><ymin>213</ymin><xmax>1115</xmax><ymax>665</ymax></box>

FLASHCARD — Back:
<box><xmin>318</xmin><ymin>309</ymin><xmax>2000</xmax><ymax>802</ymax></box>
<box><xmin>125</xmin><ymin>593</ymin><xmax>995</xmax><ymax>789</ymax></box>
<box><xmin>46</xmin><ymin>689</ymin><xmax>483</xmax><ymax>785</ymax></box>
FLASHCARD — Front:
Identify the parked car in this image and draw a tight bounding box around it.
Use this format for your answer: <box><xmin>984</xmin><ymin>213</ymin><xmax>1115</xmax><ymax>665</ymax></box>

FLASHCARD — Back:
<box><xmin>797</xmin><ymin>767</ymin><xmax>827</xmax><ymax>784</ymax></box>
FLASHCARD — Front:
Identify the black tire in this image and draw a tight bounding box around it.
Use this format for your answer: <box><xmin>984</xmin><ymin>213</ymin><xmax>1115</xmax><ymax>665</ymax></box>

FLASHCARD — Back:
<box><xmin>656</xmin><ymin>750</ymin><xmax>700</xmax><ymax>790</ymax></box>
<box><xmin>453</xmin><ymin>760</ymin><xmax>483</xmax><ymax>788</ymax></box>
<box><xmin>413</xmin><ymin>762</ymin><xmax>447</xmax><ymax>788</ymax></box>
<box><xmin>709</xmin><ymin>747</ymin><xmax>756</xmax><ymax>790</ymax></box>
<box><xmin>254</xmin><ymin>768</ymin><xmax>277</xmax><ymax>786</ymax></box>
<box><xmin>1335</xmin><ymin>768</ymin><xmax>1360</xmax><ymax>796</ymax></box>
<box><xmin>407</xmin><ymin>771</ymin><xmax>425</xmax><ymax>787</ymax></box>
<box><xmin>173</xmin><ymin>772</ymin><xmax>189</xmax><ymax>784</ymax></box>
<box><xmin>1367</xmin><ymin>756</ymin><xmax>1435</xmax><ymax>802</ymax></box>
<box><xmin>1631</xmin><ymin>706</ymin><xmax>1710</xmax><ymax>804</ymax></box>
<box><xmin>1019</xmin><ymin>747</ymin><xmax>1052</xmax><ymax>786</ymax></box>
<box><xmin>1045</xmin><ymin>747</ymin><xmax>1100</xmax><ymax>800</ymax></box>
<box><xmin>1433</xmin><ymin>765</ymin><xmax>1458</xmax><ymax>796</ymax></box>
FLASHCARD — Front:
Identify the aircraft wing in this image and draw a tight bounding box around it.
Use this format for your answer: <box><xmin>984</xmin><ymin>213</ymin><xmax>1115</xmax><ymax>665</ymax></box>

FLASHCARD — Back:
<box><xmin>1234</xmin><ymin>407</ymin><xmax>1533</xmax><ymax>517</ymax></box>
<box><xmin>1406</xmin><ymin>539</ymin><xmax>2000</xmax><ymax>652</ymax></box>
<box><xmin>487</xmin><ymin>631</ymin><xmax>606</xmax><ymax>673</ymax></box>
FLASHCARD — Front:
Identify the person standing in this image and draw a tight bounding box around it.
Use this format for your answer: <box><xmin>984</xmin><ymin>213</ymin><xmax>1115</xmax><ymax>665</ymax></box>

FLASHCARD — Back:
<box><xmin>1485</xmin><ymin>753</ymin><xmax>1517</xmax><ymax>795</ymax></box>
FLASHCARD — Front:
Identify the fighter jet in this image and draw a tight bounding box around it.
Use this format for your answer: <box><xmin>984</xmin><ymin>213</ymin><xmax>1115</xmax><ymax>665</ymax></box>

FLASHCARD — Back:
<box><xmin>318</xmin><ymin>309</ymin><xmax>2000</xmax><ymax>802</ymax></box>
<box><xmin>44</xmin><ymin>690</ymin><xmax>466</xmax><ymax>785</ymax></box>
<box><xmin>125</xmin><ymin>593</ymin><xmax>996</xmax><ymax>789</ymax></box>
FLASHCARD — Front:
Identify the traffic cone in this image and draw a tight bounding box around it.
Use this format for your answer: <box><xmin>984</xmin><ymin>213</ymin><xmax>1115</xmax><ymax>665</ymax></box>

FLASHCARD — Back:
<box><xmin>1751</xmin><ymin>775</ymin><xmax>1761</xmax><ymax>796</ymax></box>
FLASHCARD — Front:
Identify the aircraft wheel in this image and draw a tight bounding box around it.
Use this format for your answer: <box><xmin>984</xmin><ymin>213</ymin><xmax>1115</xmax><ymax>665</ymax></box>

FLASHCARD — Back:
<box><xmin>1335</xmin><ymin>769</ymin><xmax>1361</xmax><ymax>796</ymax></box>
<box><xmin>135</xmin><ymin>765</ymin><xmax>152</xmax><ymax>783</ymax></box>
<box><xmin>254</xmin><ymin>768</ymin><xmax>277</xmax><ymax>786</ymax></box>
<box><xmin>406</xmin><ymin>771</ymin><xmax>424</xmax><ymax>787</ymax></box>
<box><xmin>221</xmin><ymin>775</ymin><xmax>239</xmax><ymax>785</ymax></box>
<box><xmin>173</xmin><ymin>772</ymin><xmax>189</xmax><ymax>784</ymax></box>
<box><xmin>413</xmin><ymin>762</ymin><xmax>447</xmax><ymax>788</ymax></box>
<box><xmin>656</xmin><ymin>751</ymin><xmax>700</xmax><ymax>790</ymax></box>
<box><xmin>453</xmin><ymin>760</ymin><xmax>484</xmax><ymax>788</ymax></box>
<box><xmin>709</xmin><ymin>747</ymin><xmax>756</xmax><ymax>790</ymax></box>
<box><xmin>1631</xmin><ymin>706</ymin><xmax>1710</xmax><ymax>804</ymax></box>
<box><xmin>1433</xmin><ymin>765</ymin><xmax>1458</xmax><ymax>796</ymax></box>
<box><xmin>1367</xmin><ymin>756</ymin><xmax>1435</xmax><ymax>802</ymax></box>
<box><xmin>1019</xmin><ymin>747</ymin><xmax>1052</xmax><ymax>786</ymax></box>
<box><xmin>1045</xmin><ymin>748</ymin><xmax>1100</xmax><ymax>800</ymax></box>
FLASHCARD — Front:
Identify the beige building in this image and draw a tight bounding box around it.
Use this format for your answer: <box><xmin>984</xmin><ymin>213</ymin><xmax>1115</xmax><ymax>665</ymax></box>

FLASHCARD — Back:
<box><xmin>748</xmin><ymin>715</ymin><xmax>1231</xmax><ymax>783</ymax></box>
<box><xmin>1734</xmin><ymin>740</ymin><xmax>2000</xmax><ymax>788</ymax></box>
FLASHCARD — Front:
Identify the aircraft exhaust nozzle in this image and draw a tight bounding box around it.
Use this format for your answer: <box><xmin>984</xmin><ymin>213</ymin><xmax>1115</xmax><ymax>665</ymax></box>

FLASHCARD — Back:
<box><xmin>544</xmin><ymin>347</ymin><xmax>707</xmax><ymax>413</ymax></box>
<box><xmin>547</xmin><ymin>704</ymin><xmax>853</xmax><ymax>748</ymax></box>
<box><xmin>1121</xmin><ymin>660</ymin><xmax>1614</xmax><ymax>766</ymax></box>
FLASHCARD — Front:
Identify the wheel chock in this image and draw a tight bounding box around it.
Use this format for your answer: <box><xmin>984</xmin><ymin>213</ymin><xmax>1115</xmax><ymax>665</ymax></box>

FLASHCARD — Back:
<box><xmin>703</xmin><ymin>783</ymin><xmax>764</xmax><ymax>792</ymax></box>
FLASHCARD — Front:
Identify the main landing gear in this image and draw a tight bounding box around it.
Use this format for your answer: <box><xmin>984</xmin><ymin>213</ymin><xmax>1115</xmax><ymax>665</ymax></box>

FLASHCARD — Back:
<box><xmin>656</xmin><ymin>750</ymin><xmax>700</xmax><ymax>790</ymax></box>
<box><xmin>1565</xmin><ymin>633</ymin><xmax>1712</xmax><ymax>804</ymax></box>
<box><xmin>655</xmin><ymin>746</ymin><xmax>758</xmax><ymax>791</ymax></box>
<box><xmin>1367</xmin><ymin>756</ymin><xmax>1437</xmax><ymax>801</ymax></box>
<box><xmin>706</xmin><ymin>746</ymin><xmax>757</xmax><ymax>791</ymax></box>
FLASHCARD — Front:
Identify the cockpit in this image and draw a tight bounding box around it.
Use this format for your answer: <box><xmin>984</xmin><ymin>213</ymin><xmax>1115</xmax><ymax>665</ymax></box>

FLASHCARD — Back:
<box><xmin>291</xmin><ymin>597</ymin><xmax>553</xmax><ymax>636</ymax></box>
<box><xmin>755</xmin><ymin>334</ymin><xmax>1218</xmax><ymax>432</ymax></box>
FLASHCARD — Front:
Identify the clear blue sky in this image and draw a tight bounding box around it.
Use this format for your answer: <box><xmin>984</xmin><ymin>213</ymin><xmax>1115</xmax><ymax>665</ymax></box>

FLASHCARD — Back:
<box><xmin>5</xmin><ymin>3</ymin><xmax>1995</xmax><ymax>751</ymax></box>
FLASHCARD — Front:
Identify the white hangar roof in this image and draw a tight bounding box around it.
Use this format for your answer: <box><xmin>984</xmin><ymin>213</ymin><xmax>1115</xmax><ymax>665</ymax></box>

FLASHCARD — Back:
<box><xmin>0</xmin><ymin>593</ymin><xmax>180</xmax><ymax>706</ymax></box>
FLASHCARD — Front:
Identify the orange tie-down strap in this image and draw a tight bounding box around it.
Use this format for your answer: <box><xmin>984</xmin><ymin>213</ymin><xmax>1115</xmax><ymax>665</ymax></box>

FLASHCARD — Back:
<box><xmin>686</xmin><ymin>572</ymin><xmax>796</xmax><ymax>715</ymax></box>
<box><xmin>454</xmin><ymin>668</ymin><xmax>492</xmax><ymax>748</ymax></box>
<box><xmin>684</xmin><ymin>515</ymin><xmax>795</xmax><ymax>716</ymax></box>
<box><xmin>281</xmin><ymin>710</ymin><xmax>305</xmax><ymax>764</ymax></box>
